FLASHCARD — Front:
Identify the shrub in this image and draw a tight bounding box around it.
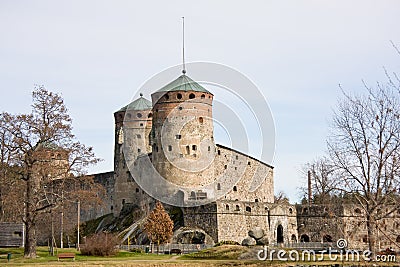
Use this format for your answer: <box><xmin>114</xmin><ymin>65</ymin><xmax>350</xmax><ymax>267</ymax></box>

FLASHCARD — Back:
<box><xmin>214</xmin><ymin>240</ymin><xmax>240</xmax><ymax>247</ymax></box>
<box><xmin>129</xmin><ymin>248</ymin><xmax>143</xmax><ymax>253</ymax></box>
<box><xmin>80</xmin><ymin>232</ymin><xmax>120</xmax><ymax>256</ymax></box>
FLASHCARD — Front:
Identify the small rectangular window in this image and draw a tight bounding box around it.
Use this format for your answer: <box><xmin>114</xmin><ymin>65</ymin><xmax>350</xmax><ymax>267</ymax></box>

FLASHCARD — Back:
<box><xmin>136</xmin><ymin>134</ymin><xmax>141</xmax><ymax>138</ymax></box>
<box><xmin>176</xmin><ymin>135</ymin><xmax>182</xmax><ymax>139</ymax></box>
<box><xmin>168</xmin><ymin>145</ymin><xmax>172</xmax><ymax>151</ymax></box>
<box><xmin>192</xmin><ymin>145</ymin><xmax>197</xmax><ymax>151</ymax></box>
<box><xmin>138</xmin><ymin>148</ymin><xmax>141</xmax><ymax>153</ymax></box>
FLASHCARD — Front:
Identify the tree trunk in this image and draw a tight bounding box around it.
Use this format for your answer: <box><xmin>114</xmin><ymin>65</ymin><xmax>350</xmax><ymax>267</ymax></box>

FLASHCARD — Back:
<box><xmin>366</xmin><ymin>213</ymin><xmax>376</xmax><ymax>258</ymax></box>
<box><xmin>24</xmin><ymin>171</ymin><xmax>37</xmax><ymax>258</ymax></box>
<box><xmin>24</xmin><ymin>217</ymin><xmax>37</xmax><ymax>258</ymax></box>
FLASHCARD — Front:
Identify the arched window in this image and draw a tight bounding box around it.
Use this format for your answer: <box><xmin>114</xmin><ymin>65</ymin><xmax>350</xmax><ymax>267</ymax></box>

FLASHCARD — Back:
<box><xmin>291</xmin><ymin>234</ymin><xmax>297</xmax><ymax>243</ymax></box>
<box><xmin>235</xmin><ymin>205</ymin><xmax>240</xmax><ymax>211</ymax></box>
<box><xmin>217</xmin><ymin>183</ymin><xmax>221</xmax><ymax>190</ymax></box>
<box><xmin>277</xmin><ymin>225</ymin><xmax>284</xmax><ymax>243</ymax></box>
<box><xmin>396</xmin><ymin>235</ymin><xmax>400</xmax><ymax>242</ymax></box>
<box><xmin>192</xmin><ymin>145</ymin><xmax>197</xmax><ymax>151</ymax></box>
<box><xmin>201</xmin><ymin>94</ymin><xmax>205</xmax><ymax>99</ymax></box>
<box><xmin>165</xmin><ymin>94</ymin><xmax>169</xmax><ymax>100</ymax></box>
<box><xmin>289</xmin><ymin>208</ymin><xmax>293</xmax><ymax>214</ymax></box>
<box><xmin>354</xmin><ymin>208</ymin><xmax>362</xmax><ymax>214</ymax></box>
<box><xmin>148</xmin><ymin>113</ymin><xmax>153</xmax><ymax>118</ymax></box>
<box><xmin>300</xmin><ymin>234</ymin><xmax>310</xmax><ymax>242</ymax></box>
<box><xmin>186</xmin><ymin>146</ymin><xmax>190</xmax><ymax>155</ymax></box>
<box><xmin>199</xmin><ymin>117</ymin><xmax>203</xmax><ymax>123</ymax></box>
<box><xmin>56</xmin><ymin>154</ymin><xmax>62</xmax><ymax>159</ymax></box>
<box><xmin>246</xmin><ymin>206</ymin><xmax>251</xmax><ymax>212</ymax></box>
<box><xmin>177</xmin><ymin>93</ymin><xmax>182</xmax><ymax>99</ymax></box>
<box><xmin>225</xmin><ymin>204</ymin><xmax>229</xmax><ymax>211</ymax></box>
<box><xmin>233</xmin><ymin>186</ymin><xmax>237</xmax><ymax>191</ymax></box>
<box><xmin>136</xmin><ymin>188</ymin><xmax>139</xmax><ymax>193</ymax></box>
<box><xmin>189</xmin><ymin>93</ymin><xmax>195</xmax><ymax>99</ymax></box>
<box><xmin>168</xmin><ymin>145</ymin><xmax>172</xmax><ymax>151</ymax></box>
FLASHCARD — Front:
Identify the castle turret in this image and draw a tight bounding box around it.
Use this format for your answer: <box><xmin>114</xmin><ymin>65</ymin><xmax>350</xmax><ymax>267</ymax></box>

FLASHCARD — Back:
<box><xmin>113</xmin><ymin>94</ymin><xmax>153</xmax><ymax>214</ymax></box>
<box><xmin>151</xmin><ymin>74</ymin><xmax>215</xmax><ymax>190</ymax></box>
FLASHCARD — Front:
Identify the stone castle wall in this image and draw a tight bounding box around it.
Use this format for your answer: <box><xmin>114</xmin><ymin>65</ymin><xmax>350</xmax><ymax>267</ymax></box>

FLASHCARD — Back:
<box><xmin>182</xmin><ymin>203</ymin><xmax>218</xmax><ymax>243</ymax></box>
<box><xmin>216</xmin><ymin>201</ymin><xmax>297</xmax><ymax>244</ymax></box>
<box><xmin>214</xmin><ymin>145</ymin><xmax>274</xmax><ymax>203</ymax></box>
<box><xmin>296</xmin><ymin>204</ymin><xmax>400</xmax><ymax>250</ymax></box>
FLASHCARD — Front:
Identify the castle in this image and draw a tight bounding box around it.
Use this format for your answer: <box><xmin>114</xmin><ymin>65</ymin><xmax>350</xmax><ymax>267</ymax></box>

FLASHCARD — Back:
<box><xmin>89</xmin><ymin>72</ymin><xmax>399</xmax><ymax>249</ymax></box>
<box><xmin>108</xmin><ymin>73</ymin><xmax>296</xmax><ymax>245</ymax></box>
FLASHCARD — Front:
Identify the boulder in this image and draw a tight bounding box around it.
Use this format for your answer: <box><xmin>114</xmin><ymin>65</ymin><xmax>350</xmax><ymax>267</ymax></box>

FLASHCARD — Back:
<box><xmin>241</xmin><ymin>236</ymin><xmax>257</xmax><ymax>246</ymax></box>
<box><xmin>256</xmin><ymin>236</ymin><xmax>269</xmax><ymax>245</ymax></box>
<box><xmin>248</xmin><ymin>227</ymin><xmax>265</xmax><ymax>240</ymax></box>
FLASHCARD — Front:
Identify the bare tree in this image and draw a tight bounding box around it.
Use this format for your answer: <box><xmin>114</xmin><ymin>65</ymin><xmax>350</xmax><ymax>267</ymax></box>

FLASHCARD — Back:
<box><xmin>300</xmin><ymin>157</ymin><xmax>339</xmax><ymax>204</ymax></box>
<box><xmin>328</xmin><ymin>81</ymin><xmax>400</xmax><ymax>254</ymax></box>
<box><xmin>144</xmin><ymin>202</ymin><xmax>173</xmax><ymax>253</ymax></box>
<box><xmin>0</xmin><ymin>86</ymin><xmax>99</xmax><ymax>258</ymax></box>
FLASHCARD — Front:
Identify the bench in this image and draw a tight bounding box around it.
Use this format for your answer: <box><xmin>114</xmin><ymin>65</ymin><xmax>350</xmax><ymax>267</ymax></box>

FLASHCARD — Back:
<box><xmin>57</xmin><ymin>253</ymin><xmax>75</xmax><ymax>261</ymax></box>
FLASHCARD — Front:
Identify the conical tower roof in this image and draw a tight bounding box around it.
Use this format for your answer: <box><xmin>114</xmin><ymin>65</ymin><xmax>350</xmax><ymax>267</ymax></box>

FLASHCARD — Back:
<box><xmin>117</xmin><ymin>94</ymin><xmax>152</xmax><ymax>112</ymax></box>
<box><xmin>155</xmin><ymin>75</ymin><xmax>211</xmax><ymax>94</ymax></box>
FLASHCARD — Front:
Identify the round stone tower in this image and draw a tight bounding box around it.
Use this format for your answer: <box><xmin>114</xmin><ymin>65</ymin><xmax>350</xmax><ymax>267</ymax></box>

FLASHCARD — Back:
<box><xmin>113</xmin><ymin>94</ymin><xmax>153</xmax><ymax>214</ymax></box>
<box><xmin>151</xmin><ymin>74</ymin><xmax>215</xmax><ymax>190</ymax></box>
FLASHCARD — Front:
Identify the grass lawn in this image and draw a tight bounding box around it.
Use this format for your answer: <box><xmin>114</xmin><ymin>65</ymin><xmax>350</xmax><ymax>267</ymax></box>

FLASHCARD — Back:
<box><xmin>0</xmin><ymin>246</ymin><xmax>173</xmax><ymax>266</ymax></box>
<box><xmin>0</xmin><ymin>245</ymin><xmax>398</xmax><ymax>266</ymax></box>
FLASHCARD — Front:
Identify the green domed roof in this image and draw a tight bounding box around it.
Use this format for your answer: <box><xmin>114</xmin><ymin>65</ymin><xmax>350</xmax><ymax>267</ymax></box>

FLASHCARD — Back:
<box><xmin>117</xmin><ymin>94</ymin><xmax>152</xmax><ymax>112</ymax></box>
<box><xmin>155</xmin><ymin>75</ymin><xmax>211</xmax><ymax>94</ymax></box>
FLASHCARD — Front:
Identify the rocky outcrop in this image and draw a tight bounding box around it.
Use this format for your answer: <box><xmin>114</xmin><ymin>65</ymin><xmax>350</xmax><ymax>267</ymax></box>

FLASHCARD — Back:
<box><xmin>241</xmin><ymin>227</ymin><xmax>269</xmax><ymax>246</ymax></box>
<box><xmin>241</xmin><ymin>236</ymin><xmax>257</xmax><ymax>246</ymax></box>
<box><xmin>256</xmin><ymin>236</ymin><xmax>269</xmax><ymax>245</ymax></box>
<box><xmin>248</xmin><ymin>227</ymin><xmax>264</xmax><ymax>240</ymax></box>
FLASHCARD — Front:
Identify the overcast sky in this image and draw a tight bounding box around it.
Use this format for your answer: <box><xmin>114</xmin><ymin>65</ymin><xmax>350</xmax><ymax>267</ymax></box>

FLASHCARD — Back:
<box><xmin>1</xmin><ymin>0</ymin><xmax>399</xmax><ymax>202</ymax></box>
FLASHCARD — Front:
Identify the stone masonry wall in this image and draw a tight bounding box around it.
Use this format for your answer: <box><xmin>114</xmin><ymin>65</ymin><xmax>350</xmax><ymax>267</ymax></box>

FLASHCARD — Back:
<box><xmin>216</xmin><ymin>201</ymin><xmax>297</xmax><ymax>244</ymax></box>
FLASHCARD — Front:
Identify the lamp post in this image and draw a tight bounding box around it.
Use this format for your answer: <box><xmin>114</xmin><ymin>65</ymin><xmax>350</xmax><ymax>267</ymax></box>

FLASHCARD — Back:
<box><xmin>77</xmin><ymin>199</ymin><xmax>80</xmax><ymax>251</ymax></box>
<box><xmin>60</xmin><ymin>191</ymin><xmax>64</xmax><ymax>249</ymax></box>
